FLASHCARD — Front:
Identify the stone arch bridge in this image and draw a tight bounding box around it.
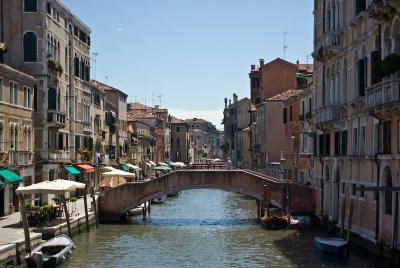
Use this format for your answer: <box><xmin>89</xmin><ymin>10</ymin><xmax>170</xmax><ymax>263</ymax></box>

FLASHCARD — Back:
<box><xmin>98</xmin><ymin>169</ymin><xmax>315</xmax><ymax>221</ymax></box>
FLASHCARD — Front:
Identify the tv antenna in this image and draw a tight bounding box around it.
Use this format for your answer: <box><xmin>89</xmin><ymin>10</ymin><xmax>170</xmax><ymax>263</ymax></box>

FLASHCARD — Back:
<box><xmin>306</xmin><ymin>54</ymin><xmax>311</xmax><ymax>65</ymax></box>
<box><xmin>105</xmin><ymin>75</ymin><xmax>108</xmax><ymax>83</ymax></box>
<box><xmin>283</xmin><ymin>32</ymin><xmax>288</xmax><ymax>60</ymax></box>
<box><xmin>158</xmin><ymin>92</ymin><xmax>163</xmax><ymax>108</ymax></box>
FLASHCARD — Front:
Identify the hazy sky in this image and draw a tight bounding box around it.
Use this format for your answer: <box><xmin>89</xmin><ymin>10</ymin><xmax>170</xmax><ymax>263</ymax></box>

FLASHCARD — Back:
<box><xmin>61</xmin><ymin>0</ymin><xmax>314</xmax><ymax>129</ymax></box>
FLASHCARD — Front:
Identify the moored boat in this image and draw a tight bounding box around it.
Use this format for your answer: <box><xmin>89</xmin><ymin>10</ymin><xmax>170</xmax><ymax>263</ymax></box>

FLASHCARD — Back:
<box><xmin>313</xmin><ymin>237</ymin><xmax>348</xmax><ymax>255</ymax></box>
<box><xmin>25</xmin><ymin>234</ymin><xmax>75</xmax><ymax>268</ymax></box>
<box><xmin>290</xmin><ymin>215</ymin><xmax>312</xmax><ymax>229</ymax></box>
<box><xmin>261</xmin><ymin>215</ymin><xmax>289</xmax><ymax>230</ymax></box>
<box><xmin>152</xmin><ymin>195</ymin><xmax>167</xmax><ymax>204</ymax></box>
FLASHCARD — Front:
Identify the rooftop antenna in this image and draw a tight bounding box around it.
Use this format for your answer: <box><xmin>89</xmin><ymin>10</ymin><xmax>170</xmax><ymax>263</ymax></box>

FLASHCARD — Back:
<box><xmin>158</xmin><ymin>91</ymin><xmax>163</xmax><ymax>108</ymax></box>
<box><xmin>92</xmin><ymin>52</ymin><xmax>98</xmax><ymax>80</ymax></box>
<box><xmin>283</xmin><ymin>32</ymin><xmax>288</xmax><ymax>60</ymax></box>
<box><xmin>105</xmin><ymin>75</ymin><xmax>108</xmax><ymax>84</ymax></box>
<box><xmin>306</xmin><ymin>54</ymin><xmax>311</xmax><ymax>65</ymax></box>
<box><xmin>152</xmin><ymin>93</ymin><xmax>154</xmax><ymax>107</ymax></box>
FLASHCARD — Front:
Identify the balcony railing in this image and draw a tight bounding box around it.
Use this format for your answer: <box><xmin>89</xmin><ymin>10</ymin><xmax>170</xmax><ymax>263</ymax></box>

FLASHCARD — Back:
<box><xmin>8</xmin><ymin>150</ymin><xmax>30</xmax><ymax>165</ymax></box>
<box><xmin>48</xmin><ymin>110</ymin><xmax>66</xmax><ymax>128</ymax></box>
<box><xmin>48</xmin><ymin>150</ymin><xmax>71</xmax><ymax>161</ymax></box>
<box><xmin>305</xmin><ymin>111</ymin><xmax>312</xmax><ymax>119</ymax></box>
<box><xmin>314</xmin><ymin>32</ymin><xmax>341</xmax><ymax>61</ymax></box>
<box><xmin>299</xmin><ymin>114</ymin><xmax>305</xmax><ymax>121</ymax></box>
<box><xmin>314</xmin><ymin>106</ymin><xmax>340</xmax><ymax>124</ymax></box>
<box><xmin>366</xmin><ymin>78</ymin><xmax>400</xmax><ymax>108</ymax></box>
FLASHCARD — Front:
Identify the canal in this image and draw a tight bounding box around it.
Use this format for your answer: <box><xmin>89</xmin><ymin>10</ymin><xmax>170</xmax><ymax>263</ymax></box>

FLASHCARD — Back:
<box><xmin>61</xmin><ymin>189</ymin><xmax>385</xmax><ymax>267</ymax></box>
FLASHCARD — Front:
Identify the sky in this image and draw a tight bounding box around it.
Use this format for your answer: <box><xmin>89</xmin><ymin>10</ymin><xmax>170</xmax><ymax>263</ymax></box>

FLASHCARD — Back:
<box><xmin>61</xmin><ymin>0</ymin><xmax>314</xmax><ymax>129</ymax></box>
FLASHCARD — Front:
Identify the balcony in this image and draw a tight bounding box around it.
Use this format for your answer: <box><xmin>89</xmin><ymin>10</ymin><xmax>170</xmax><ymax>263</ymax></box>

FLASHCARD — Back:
<box><xmin>47</xmin><ymin>110</ymin><xmax>66</xmax><ymax>128</ymax></box>
<box><xmin>8</xmin><ymin>150</ymin><xmax>30</xmax><ymax>165</ymax></box>
<box><xmin>313</xmin><ymin>32</ymin><xmax>341</xmax><ymax>62</ymax></box>
<box><xmin>83</xmin><ymin>122</ymin><xmax>92</xmax><ymax>134</ymax></box>
<box><xmin>366</xmin><ymin>78</ymin><xmax>400</xmax><ymax>119</ymax></box>
<box><xmin>299</xmin><ymin>114</ymin><xmax>305</xmax><ymax>121</ymax></box>
<box><xmin>305</xmin><ymin>111</ymin><xmax>312</xmax><ymax>119</ymax></box>
<box><xmin>48</xmin><ymin>150</ymin><xmax>71</xmax><ymax>162</ymax></box>
<box><xmin>367</xmin><ymin>0</ymin><xmax>397</xmax><ymax>21</ymax></box>
<box><xmin>314</xmin><ymin>106</ymin><xmax>340</xmax><ymax>128</ymax></box>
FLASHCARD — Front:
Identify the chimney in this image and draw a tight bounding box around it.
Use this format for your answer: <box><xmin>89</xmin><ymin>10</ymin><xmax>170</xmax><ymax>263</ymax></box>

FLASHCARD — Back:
<box><xmin>233</xmin><ymin>94</ymin><xmax>238</xmax><ymax>103</ymax></box>
<box><xmin>251</xmin><ymin>64</ymin><xmax>256</xmax><ymax>70</ymax></box>
<box><xmin>229</xmin><ymin>99</ymin><xmax>231</xmax><ymax>106</ymax></box>
<box><xmin>259</xmin><ymin>59</ymin><xmax>264</xmax><ymax>67</ymax></box>
<box><xmin>296</xmin><ymin>60</ymin><xmax>299</xmax><ymax>68</ymax></box>
<box><xmin>224</xmin><ymin>98</ymin><xmax>228</xmax><ymax>108</ymax></box>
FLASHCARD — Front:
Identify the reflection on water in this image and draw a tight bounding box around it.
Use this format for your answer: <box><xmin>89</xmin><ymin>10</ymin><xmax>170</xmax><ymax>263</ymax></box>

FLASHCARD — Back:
<box><xmin>61</xmin><ymin>189</ymin><xmax>384</xmax><ymax>268</ymax></box>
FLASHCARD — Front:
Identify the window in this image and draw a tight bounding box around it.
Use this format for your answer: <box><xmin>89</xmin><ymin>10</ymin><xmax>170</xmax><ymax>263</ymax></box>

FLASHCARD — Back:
<box><xmin>359</xmin><ymin>185</ymin><xmax>365</xmax><ymax>198</ymax></box>
<box><xmin>351</xmin><ymin>184</ymin><xmax>356</xmax><ymax>197</ymax></box>
<box><xmin>24</xmin><ymin>0</ymin><xmax>37</xmax><ymax>12</ymax></box>
<box><xmin>382</xmin><ymin>122</ymin><xmax>391</xmax><ymax>154</ymax></box>
<box><xmin>341</xmin><ymin>182</ymin><xmax>346</xmax><ymax>195</ymax></box>
<box><xmin>10</xmin><ymin>81</ymin><xmax>18</xmax><ymax>105</ymax></box>
<box><xmin>355</xmin><ymin>0</ymin><xmax>366</xmax><ymax>16</ymax></box>
<box><xmin>352</xmin><ymin>128</ymin><xmax>358</xmax><ymax>155</ymax></box>
<box><xmin>0</xmin><ymin>77</ymin><xmax>2</xmax><ymax>101</ymax></box>
<box><xmin>360</xmin><ymin>126</ymin><xmax>366</xmax><ymax>155</ymax></box>
<box><xmin>23</xmin><ymin>32</ymin><xmax>37</xmax><ymax>62</ymax></box>
<box><xmin>176</xmin><ymin>126</ymin><xmax>180</xmax><ymax>133</ymax></box>
<box><xmin>46</xmin><ymin>2</ymin><xmax>51</xmax><ymax>14</ymax></box>
<box><xmin>289</xmin><ymin>105</ymin><xmax>293</xmax><ymax>121</ymax></box>
<box><xmin>283</xmin><ymin>108</ymin><xmax>287</xmax><ymax>123</ymax></box>
<box><xmin>24</xmin><ymin>86</ymin><xmax>31</xmax><ymax>108</ymax></box>
<box><xmin>176</xmin><ymin>138</ymin><xmax>181</xmax><ymax>146</ymax></box>
<box><xmin>341</xmin><ymin>130</ymin><xmax>348</xmax><ymax>156</ymax></box>
<box><xmin>358</xmin><ymin>59</ymin><xmax>366</xmax><ymax>97</ymax></box>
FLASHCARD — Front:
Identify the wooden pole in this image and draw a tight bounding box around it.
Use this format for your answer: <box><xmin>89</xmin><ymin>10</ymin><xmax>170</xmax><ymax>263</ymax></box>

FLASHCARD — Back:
<box><xmin>83</xmin><ymin>186</ymin><xmax>89</xmax><ymax>233</ymax></box>
<box><xmin>340</xmin><ymin>195</ymin><xmax>346</xmax><ymax>239</ymax></box>
<box><xmin>18</xmin><ymin>194</ymin><xmax>31</xmax><ymax>253</ymax></box>
<box><xmin>346</xmin><ymin>198</ymin><xmax>354</xmax><ymax>242</ymax></box>
<box><xmin>256</xmin><ymin>199</ymin><xmax>261</xmax><ymax>219</ymax></box>
<box><xmin>91</xmin><ymin>187</ymin><xmax>99</xmax><ymax>228</ymax></box>
<box><xmin>61</xmin><ymin>194</ymin><xmax>72</xmax><ymax>238</ymax></box>
<box><xmin>287</xmin><ymin>182</ymin><xmax>291</xmax><ymax>219</ymax></box>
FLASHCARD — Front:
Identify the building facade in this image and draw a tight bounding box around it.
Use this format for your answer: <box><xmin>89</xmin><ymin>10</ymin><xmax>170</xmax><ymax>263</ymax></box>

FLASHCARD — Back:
<box><xmin>0</xmin><ymin>63</ymin><xmax>36</xmax><ymax>215</ymax></box>
<box><xmin>313</xmin><ymin>0</ymin><xmax>400</xmax><ymax>249</ymax></box>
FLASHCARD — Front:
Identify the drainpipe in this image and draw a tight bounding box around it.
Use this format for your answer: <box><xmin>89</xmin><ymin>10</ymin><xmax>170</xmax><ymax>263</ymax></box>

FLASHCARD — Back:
<box><xmin>1</xmin><ymin>0</ymin><xmax>3</xmax><ymax>42</ymax></box>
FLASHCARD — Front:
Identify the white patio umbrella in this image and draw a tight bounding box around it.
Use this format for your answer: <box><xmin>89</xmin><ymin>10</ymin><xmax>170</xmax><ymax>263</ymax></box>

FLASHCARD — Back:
<box><xmin>53</xmin><ymin>179</ymin><xmax>86</xmax><ymax>190</ymax></box>
<box><xmin>16</xmin><ymin>180</ymin><xmax>76</xmax><ymax>195</ymax></box>
<box><xmin>102</xmin><ymin>169</ymin><xmax>136</xmax><ymax>177</ymax></box>
<box><xmin>171</xmin><ymin>162</ymin><xmax>186</xmax><ymax>168</ymax></box>
<box><xmin>125</xmin><ymin>163</ymin><xmax>142</xmax><ymax>170</ymax></box>
<box><xmin>99</xmin><ymin>176</ymin><xmax>127</xmax><ymax>188</ymax></box>
<box><xmin>103</xmin><ymin>166</ymin><xmax>117</xmax><ymax>171</ymax></box>
<box><xmin>100</xmin><ymin>169</ymin><xmax>136</xmax><ymax>188</ymax></box>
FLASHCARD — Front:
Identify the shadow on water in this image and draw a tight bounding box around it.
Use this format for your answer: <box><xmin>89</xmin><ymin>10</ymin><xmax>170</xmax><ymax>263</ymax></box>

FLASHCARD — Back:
<box><xmin>272</xmin><ymin>229</ymin><xmax>389</xmax><ymax>267</ymax></box>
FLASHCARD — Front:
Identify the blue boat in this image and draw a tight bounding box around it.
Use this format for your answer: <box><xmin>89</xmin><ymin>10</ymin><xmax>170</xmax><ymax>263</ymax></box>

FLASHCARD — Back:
<box><xmin>314</xmin><ymin>237</ymin><xmax>348</xmax><ymax>255</ymax></box>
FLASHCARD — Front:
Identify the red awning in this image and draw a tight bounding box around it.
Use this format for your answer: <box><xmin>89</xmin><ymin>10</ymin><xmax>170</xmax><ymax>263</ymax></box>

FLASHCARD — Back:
<box><xmin>77</xmin><ymin>164</ymin><xmax>95</xmax><ymax>173</ymax></box>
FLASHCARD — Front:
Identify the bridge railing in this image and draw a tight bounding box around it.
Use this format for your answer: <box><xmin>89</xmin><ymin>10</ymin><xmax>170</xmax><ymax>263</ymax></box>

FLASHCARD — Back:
<box><xmin>189</xmin><ymin>163</ymin><xmax>227</xmax><ymax>169</ymax></box>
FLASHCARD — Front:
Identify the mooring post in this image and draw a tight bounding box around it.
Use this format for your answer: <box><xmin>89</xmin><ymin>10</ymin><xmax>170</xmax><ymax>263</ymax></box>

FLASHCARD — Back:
<box><xmin>142</xmin><ymin>202</ymin><xmax>147</xmax><ymax>217</ymax></box>
<box><xmin>256</xmin><ymin>199</ymin><xmax>261</xmax><ymax>219</ymax></box>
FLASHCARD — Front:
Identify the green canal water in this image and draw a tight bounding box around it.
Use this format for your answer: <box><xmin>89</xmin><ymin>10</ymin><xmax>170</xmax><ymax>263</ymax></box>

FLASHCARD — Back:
<box><xmin>61</xmin><ymin>189</ymin><xmax>385</xmax><ymax>267</ymax></box>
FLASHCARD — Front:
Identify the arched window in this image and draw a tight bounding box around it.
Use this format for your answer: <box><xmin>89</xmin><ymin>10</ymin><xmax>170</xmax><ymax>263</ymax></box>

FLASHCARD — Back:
<box><xmin>383</xmin><ymin>166</ymin><xmax>392</xmax><ymax>215</ymax></box>
<box><xmin>23</xmin><ymin>32</ymin><xmax>37</xmax><ymax>62</ymax></box>
<box><xmin>24</xmin><ymin>0</ymin><xmax>37</xmax><ymax>12</ymax></box>
<box><xmin>10</xmin><ymin>124</ymin><xmax>18</xmax><ymax>150</ymax></box>
<box><xmin>33</xmin><ymin>84</ymin><xmax>38</xmax><ymax>111</ymax></box>
<box><xmin>342</xmin><ymin>58</ymin><xmax>347</xmax><ymax>104</ymax></box>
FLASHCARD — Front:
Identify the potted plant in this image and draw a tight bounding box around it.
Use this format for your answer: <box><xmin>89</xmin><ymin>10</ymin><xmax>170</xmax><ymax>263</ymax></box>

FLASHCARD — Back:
<box><xmin>381</xmin><ymin>53</ymin><xmax>400</xmax><ymax>75</ymax></box>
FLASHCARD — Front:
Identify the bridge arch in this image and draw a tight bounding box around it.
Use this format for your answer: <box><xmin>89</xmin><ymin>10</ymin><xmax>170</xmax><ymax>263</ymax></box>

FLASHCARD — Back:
<box><xmin>98</xmin><ymin>169</ymin><xmax>315</xmax><ymax>221</ymax></box>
